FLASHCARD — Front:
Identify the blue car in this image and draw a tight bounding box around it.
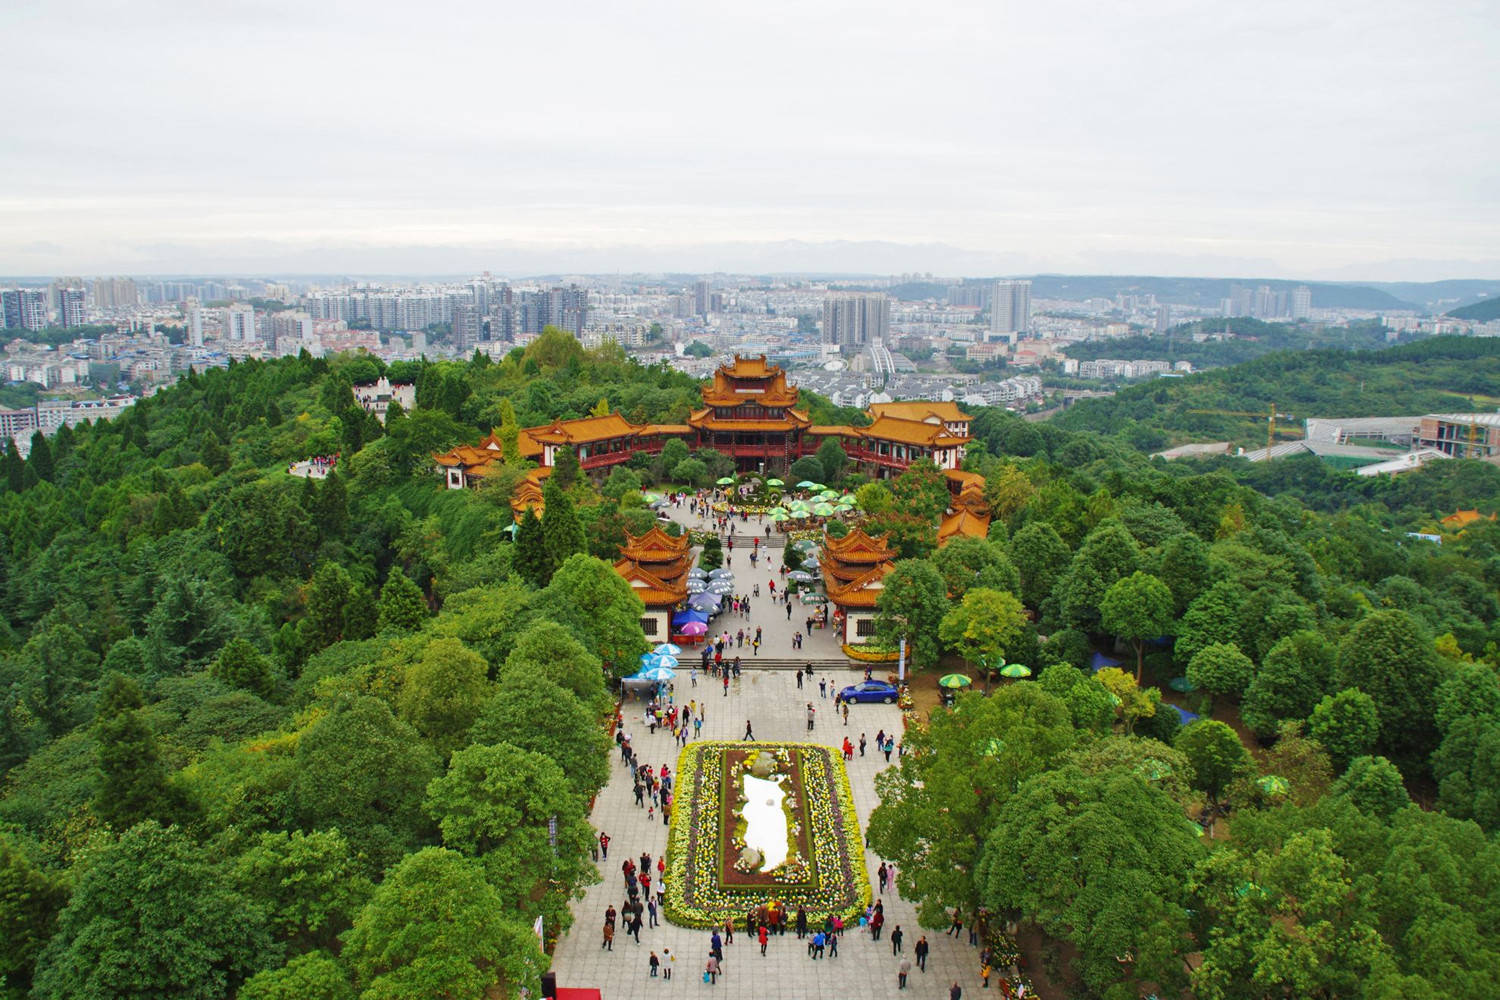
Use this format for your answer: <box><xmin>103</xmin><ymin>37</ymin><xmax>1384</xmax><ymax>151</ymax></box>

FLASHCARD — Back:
<box><xmin>838</xmin><ymin>680</ymin><xmax>899</xmax><ymax>705</ymax></box>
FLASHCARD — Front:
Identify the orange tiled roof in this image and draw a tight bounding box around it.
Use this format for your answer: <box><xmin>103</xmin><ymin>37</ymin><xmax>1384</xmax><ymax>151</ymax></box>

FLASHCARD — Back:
<box><xmin>719</xmin><ymin>354</ymin><xmax>778</xmax><ymax>378</ymax></box>
<box><xmin>612</xmin><ymin>561</ymin><xmax>689</xmax><ymax>606</ymax></box>
<box><xmin>640</xmin><ymin>423</ymin><xmax>692</xmax><ymax>437</ymax></box>
<box><xmin>1441</xmin><ymin>509</ymin><xmax>1494</xmax><ymax>528</ymax></box>
<box><xmin>526</xmin><ymin>413</ymin><xmax>644</xmax><ymax>445</ymax></box>
<box><xmin>516</xmin><ymin>429</ymin><xmax>544</xmax><ymax>458</ymax></box>
<box><xmin>867</xmin><ymin>400</ymin><xmax>973</xmax><ymax>424</ymax></box>
<box><xmin>620</xmin><ymin>527</ymin><xmax>691</xmax><ymax>563</ymax></box>
<box><xmin>860</xmin><ymin>415</ymin><xmax>970</xmax><ymax>448</ymax></box>
<box><xmin>809</xmin><ymin>425</ymin><xmax>859</xmax><ymax>437</ymax></box>
<box><xmin>939</xmin><ymin>508</ymin><xmax>992</xmax><ymax>545</ymax></box>
<box><xmin>823</xmin><ymin>527</ymin><xmax>894</xmax><ymax>561</ymax></box>
<box><xmin>433</xmin><ymin>443</ymin><xmax>504</xmax><ymax>468</ymax></box>
<box><xmin>825</xmin><ymin>562</ymin><xmax>895</xmax><ymax>608</ymax></box>
<box><xmin>944</xmin><ymin>468</ymin><xmax>986</xmax><ymax>490</ymax></box>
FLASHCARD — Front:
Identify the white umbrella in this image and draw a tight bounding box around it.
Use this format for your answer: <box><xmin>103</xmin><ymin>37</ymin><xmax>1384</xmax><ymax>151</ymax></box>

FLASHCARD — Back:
<box><xmin>688</xmin><ymin>568</ymin><xmax>709</xmax><ymax>579</ymax></box>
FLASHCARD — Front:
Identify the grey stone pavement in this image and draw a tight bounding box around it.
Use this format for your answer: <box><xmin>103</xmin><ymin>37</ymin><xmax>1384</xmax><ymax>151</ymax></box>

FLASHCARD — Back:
<box><xmin>550</xmin><ymin>499</ymin><xmax>996</xmax><ymax>999</ymax></box>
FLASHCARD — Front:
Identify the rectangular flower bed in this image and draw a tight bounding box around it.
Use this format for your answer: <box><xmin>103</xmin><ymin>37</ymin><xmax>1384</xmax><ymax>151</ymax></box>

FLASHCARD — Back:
<box><xmin>663</xmin><ymin>740</ymin><xmax>871</xmax><ymax>928</ymax></box>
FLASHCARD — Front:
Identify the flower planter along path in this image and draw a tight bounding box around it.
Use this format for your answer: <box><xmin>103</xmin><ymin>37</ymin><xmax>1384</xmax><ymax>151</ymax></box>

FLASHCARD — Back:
<box><xmin>665</xmin><ymin>742</ymin><xmax>870</xmax><ymax>927</ymax></box>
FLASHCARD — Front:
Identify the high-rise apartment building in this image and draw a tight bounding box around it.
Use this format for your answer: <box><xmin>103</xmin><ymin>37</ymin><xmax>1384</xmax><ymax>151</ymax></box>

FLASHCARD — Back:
<box><xmin>269</xmin><ymin>311</ymin><xmax>313</xmax><ymax>354</ymax></box>
<box><xmin>2</xmin><ymin>289</ymin><xmax>49</xmax><ymax>331</ymax></box>
<box><xmin>823</xmin><ymin>292</ymin><xmax>890</xmax><ymax>354</ymax></box>
<box><xmin>693</xmin><ymin>280</ymin><xmax>712</xmax><ymax>317</ymax></box>
<box><xmin>58</xmin><ymin>288</ymin><xmax>86</xmax><ymax>328</ymax></box>
<box><xmin>1291</xmin><ymin>285</ymin><xmax>1312</xmax><ymax>320</ymax></box>
<box><xmin>222</xmin><ymin>304</ymin><xmax>257</xmax><ymax>342</ymax></box>
<box><xmin>189</xmin><ymin>306</ymin><xmax>204</xmax><ymax>347</ymax></box>
<box><xmin>452</xmin><ymin>303</ymin><xmax>482</xmax><ymax>352</ymax></box>
<box><xmin>92</xmin><ymin>277</ymin><xmax>139</xmax><ymax>310</ymax></box>
<box><xmin>989</xmin><ymin>280</ymin><xmax>1031</xmax><ymax>343</ymax></box>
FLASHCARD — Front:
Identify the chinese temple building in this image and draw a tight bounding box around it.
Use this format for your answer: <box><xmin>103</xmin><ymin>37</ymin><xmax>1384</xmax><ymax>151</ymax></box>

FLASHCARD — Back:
<box><xmin>688</xmin><ymin>355</ymin><xmax>814</xmax><ymax>471</ymax></box>
<box><xmin>819</xmin><ymin>528</ymin><xmax>896</xmax><ymax>646</ymax></box>
<box><xmin>613</xmin><ymin>527</ymin><xmax>693</xmax><ymax>641</ymax></box>
<box><xmin>813</xmin><ymin>400</ymin><xmax>972</xmax><ymax>479</ymax></box>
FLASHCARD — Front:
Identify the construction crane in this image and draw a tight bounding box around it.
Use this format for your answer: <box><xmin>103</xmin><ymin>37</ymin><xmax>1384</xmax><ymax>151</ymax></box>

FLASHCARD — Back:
<box><xmin>1186</xmin><ymin>403</ymin><xmax>1291</xmax><ymax>459</ymax></box>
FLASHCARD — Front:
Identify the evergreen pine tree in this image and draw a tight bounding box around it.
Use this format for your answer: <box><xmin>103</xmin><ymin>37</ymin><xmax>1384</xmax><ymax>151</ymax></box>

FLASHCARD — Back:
<box><xmin>552</xmin><ymin>446</ymin><xmax>582</xmax><ymax>490</ymax></box>
<box><xmin>312</xmin><ymin>470</ymin><xmax>349</xmax><ymax>538</ymax></box>
<box><xmin>93</xmin><ymin>673</ymin><xmax>174</xmax><ymax>830</ymax></box>
<box><xmin>26</xmin><ymin>432</ymin><xmax>53</xmax><ymax>483</ymax></box>
<box><xmin>540</xmin><ymin>480</ymin><xmax>587</xmax><ymax>582</ymax></box>
<box><xmin>263</xmin><ymin>398</ymin><xmax>282</xmax><ymax>426</ymax></box>
<box><xmin>210</xmin><ymin>638</ymin><xmax>275</xmax><ymax>698</ymax></box>
<box><xmin>200</xmin><ymin>432</ymin><xmax>229</xmax><ymax>474</ymax></box>
<box><xmin>513</xmin><ymin>507</ymin><xmax>548</xmax><ymax>588</ymax></box>
<box><xmin>376</xmin><ymin>569</ymin><xmax>429</xmax><ymax>634</ymax></box>
<box><xmin>2</xmin><ymin>438</ymin><xmax>24</xmax><ymax>492</ymax></box>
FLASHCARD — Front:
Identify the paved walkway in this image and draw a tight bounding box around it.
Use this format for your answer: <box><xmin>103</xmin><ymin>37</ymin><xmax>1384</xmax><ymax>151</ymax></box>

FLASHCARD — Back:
<box><xmin>657</xmin><ymin>496</ymin><xmax>847</xmax><ymax>665</ymax></box>
<box><xmin>552</xmin><ymin>668</ymin><xmax>994</xmax><ymax>999</ymax></box>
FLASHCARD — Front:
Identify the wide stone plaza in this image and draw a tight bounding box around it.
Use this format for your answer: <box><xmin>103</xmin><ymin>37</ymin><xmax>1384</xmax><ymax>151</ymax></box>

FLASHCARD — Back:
<box><xmin>550</xmin><ymin>666</ymin><xmax>996</xmax><ymax>999</ymax></box>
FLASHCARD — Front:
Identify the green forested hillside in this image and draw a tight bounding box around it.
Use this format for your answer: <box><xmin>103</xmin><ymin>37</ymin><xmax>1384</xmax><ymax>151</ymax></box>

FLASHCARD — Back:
<box><xmin>0</xmin><ymin>333</ymin><xmax>1498</xmax><ymax>1000</ymax></box>
<box><xmin>1448</xmin><ymin>296</ymin><xmax>1500</xmax><ymax>322</ymax></box>
<box><xmin>1052</xmin><ymin>335</ymin><xmax>1500</xmax><ymax>451</ymax></box>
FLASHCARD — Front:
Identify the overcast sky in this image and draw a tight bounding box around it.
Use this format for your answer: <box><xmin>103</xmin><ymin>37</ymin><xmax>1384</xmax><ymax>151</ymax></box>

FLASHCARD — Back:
<box><xmin>2</xmin><ymin>0</ymin><xmax>1496</xmax><ymax>279</ymax></box>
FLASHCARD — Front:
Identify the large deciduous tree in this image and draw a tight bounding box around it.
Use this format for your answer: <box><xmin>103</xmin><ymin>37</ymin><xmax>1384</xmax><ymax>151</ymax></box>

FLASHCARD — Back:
<box><xmin>343</xmin><ymin>847</ymin><xmax>544</xmax><ymax>1000</ymax></box>
<box><xmin>1175</xmin><ymin>719</ymin><xmax>1251</xmax><ymax>811</ymax></box>
<box><xmin>868</xmin><ymin>684</ymin><xmax>1076</xmax><ymax>925</ymax></box>
<box><xmin>874</xmin><ymin>559</ymin><xmax>951</xmax><ymax>669</ymax></box>
<box><xmin>293</xmin><ymin>696</ymin><xmax>438</xmax><ymax>873</ymax></box>
<box><xmin>1336</xmin><ymin>609</ymin><xmax>1447</xmax><ymax>764</ymax></box>
<box><xmin>396</xmin><ymin>637</ymin><xmax>493</xmax><ymax>751</ymax></box>
<box><xmin>938</xmin><ymin>587</ymin><xmax>1027</xmax><ymax>679</ymax></box>
<box><xmin>1007</xmin><ymin>521</ymin><xmax>1070</xmax><ymax>609</ymax></box>
<box><xmin>1099</xmin><ymin>571</ymin><xmax>1175</xmax><ymax>683</ymax></box>
<box><xmin>540</xmin><ymin>553</ymin><xmax>648</xmax><ymax>679</ymax></box>
<box><xmin>424</xmin><ymin>741</ymin><xmax>598</xmax><ymax>930</ymax></box>
<box><xmin>1307</xmin><ymin>688</ymin><xmax>1380</xmax><ymax>770</ymax></box>
<box><xmin>470</xmin><ymin>676</ymin><xmax>610</xmax><ymax>799</ymax></box>
<box><xmin>931</xmin><ymin>536</ymin><xmax>1020</xmax><ymax>600</ymax></box>
<box><xmin>977</xmin><ymin>763</ymin><xmax>1203</xmax><ymax>994</ymax></box>
<box><xmin>33</xmin><ymin>822</ymin><xmax>274</xmax><ymax>1000</ymax></box>
<box><xmin>889</xmin><ymin>459</ymin><xmax>950</xmax><ymax>522</ymax></box>
<box><xmin>1186</xmin><ymin>642</ymin><xmax>1255</xmax><ymax>704</ymax></box>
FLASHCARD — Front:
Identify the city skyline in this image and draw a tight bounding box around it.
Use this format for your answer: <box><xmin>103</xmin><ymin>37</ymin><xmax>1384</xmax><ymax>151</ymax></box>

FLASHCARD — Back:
<box><xmin>2</xmin><ymin>1</ymin><xmax>1496</xmax><ymax>280</ymax></box>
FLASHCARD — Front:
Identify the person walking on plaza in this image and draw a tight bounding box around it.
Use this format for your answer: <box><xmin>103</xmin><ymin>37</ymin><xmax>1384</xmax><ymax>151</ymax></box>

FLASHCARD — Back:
<box><xmin>948</xmin><ymin>909</ymin><xmax>963</xmax><ymax>938</ymax></box>
<box><xmin>878</xmin><ymin>861</ymin><xmax>888</xmax><ymax>892</ymax></box>
<box><xmin>819</xmin><ymin>678</ymin><xmax>827</xmax><ymax>698</ymax></box>
<box><xmin>663</xmin><ymin>948</ymin><xmax>674</xmax><ymax>979</ymax></box>
<box><xmin>827</xmin><ymin>927</ymin><xmax>839</xmax><ymax>957</ymax></box>
<box><xmin>758</xmin><ymin>923</ymin><xmax>769</xmax><ymax>956</ymax></box>
<box><xmin>705</xmin><ymin>955</ymin><xmax>720</xmax><ymax>984</ymax></box>
<box><xmin>871</xmin><ymin>907</ymin><xmax>884</xmax><ymax>940</ymax></box>
<box><xmin>795</xmin><ymin>906</ymin><xmax>808</xmax><ymax>939</ymax></box>
<box><xmin>842</xmin><ymin>702</ymin><xmax>850</xmax><ymax>725</ymax></box>
<box><xmin>950</xmin><ymin>982</ymin><xmax>963</xmax><ymax>1000</ymax></box>
<box><xmin>915</xmin><ymin>935</ymin><xmax>929</xmax><ymax>972</ymax></box>
<box><xmin>807</xmin><ymin>703</ymin><xmax>816</xmax><ymax>731</ymax></box>
<box><xmin>602</xmin><ymin>919</ymin><xmax>614</xmax><ymax>950</ymax></box>
<box><xmin>897</xmin><ymin>955</ymin><xmax>911</xmax><ymax>989</ymax></box>
<box><xmin>599</xmin><ymin>831</ymin><xmax>610</xmax><ymax>860</ymax></box>
<box><xmin>743</xmin><ymin>719</ymin><xmax>754</xmax><ymax>741</ymax></box>
<box><xmin>860</xmin><ymin>733</ymin><xmax>867</xmax><ymax>757</ymax></box>
<box><xmin>649</xmin><ymin>951</ymin><xmax>660</xmax><ymax>977</ymax></box>
<box><xmin>891</xmin><ymin>924</ymin><xmax>904</xmax><ymax>954</ymax></box>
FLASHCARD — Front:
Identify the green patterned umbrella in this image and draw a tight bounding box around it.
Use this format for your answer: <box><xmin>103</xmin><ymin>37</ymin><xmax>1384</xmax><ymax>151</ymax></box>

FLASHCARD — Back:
<box><xmin>770</xmin><ymin>511</ymin><xmax>790</xmax><ymax>521</ymax></box>
<box><xmin>789</xmin><ymin>509</ymin><xmax>810</xmax><ymax>518</ymax></box>
<box><xmin>938</xmin><ymin>673</ymin><xmax>973</xmax><ymax>689</ymax></box>
<box><xmin>768</xmin><ymin>507</ymin><xmax>788</xmax><ymax>517</ymax></box>
<box><xmin>812</xmin><ymin>503</ymin><xmax>836</xmax><ymax>516</ymax></box>
<box><xmin>796</xmin><ymin>480</ymin><xmax>818</xmax><ymax>488</ymax></box>
<box><xmin>716</xmin><ymin>476</ymin><xmax>736</xmax><ymax>485</ymax></box>
<box><xmin>999</xmin><ymin>663</ymin><xmax>1032</xmax><ymax>679</ymax></box>
<box><xmin>1168</xmin><ymin>676</ymin><xmax>1197</xmax><ymax>693</ymax></box>
<box><xmin>765</xmin><ymin>478</ymin><xmax>784</xmax><ymax>487</ymax></box>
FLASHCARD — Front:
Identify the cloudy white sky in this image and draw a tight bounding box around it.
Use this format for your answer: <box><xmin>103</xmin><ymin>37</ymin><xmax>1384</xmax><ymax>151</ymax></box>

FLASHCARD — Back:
<box><xmin>2</xmin><ymin>0</ymin><xmax>1496</xmax><ymax>278</ymax></box>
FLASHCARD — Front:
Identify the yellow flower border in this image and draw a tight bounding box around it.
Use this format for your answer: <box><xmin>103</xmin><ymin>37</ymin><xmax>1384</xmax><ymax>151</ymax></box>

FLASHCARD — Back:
<box><xmin>663</xmin><ymin>741</ymin><xmax>872</xmax><ymax>928</ymax></box>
